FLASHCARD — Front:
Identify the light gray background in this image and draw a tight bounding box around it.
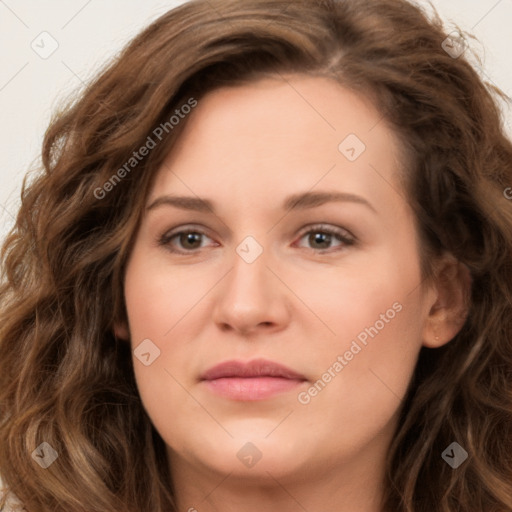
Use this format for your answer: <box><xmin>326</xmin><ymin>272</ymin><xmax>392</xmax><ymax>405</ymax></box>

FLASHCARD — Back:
<box><xmin>1</xmin><ymin>0</ymin><xmax>511</xmax><ymax>244</ymax></box>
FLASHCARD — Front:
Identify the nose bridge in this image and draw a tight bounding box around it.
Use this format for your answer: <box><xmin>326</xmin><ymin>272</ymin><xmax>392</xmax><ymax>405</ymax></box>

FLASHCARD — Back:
<box><xmin>212</xmin><ymin>233</ymin><xmax>287</xmax><ymax>332</ymax></box>
<box><xmin>227</xmin><ymin>234</ymin><xmax>272</xmax><ymax>301</ymax></box>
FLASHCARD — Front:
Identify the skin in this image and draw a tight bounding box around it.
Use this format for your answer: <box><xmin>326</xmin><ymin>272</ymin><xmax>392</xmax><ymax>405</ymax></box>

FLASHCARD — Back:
<box><xmin>115</xmin><ymin>74</ymin><xmax>471</xmax><ymax>512</ymax></box>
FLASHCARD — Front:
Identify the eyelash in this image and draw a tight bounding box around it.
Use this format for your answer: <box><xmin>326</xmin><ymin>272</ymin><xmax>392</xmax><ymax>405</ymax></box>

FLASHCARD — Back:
<box><xmin>157</xmin><ymin>224</ymin><xmax>356</xmax><ymax>255</ymax></box>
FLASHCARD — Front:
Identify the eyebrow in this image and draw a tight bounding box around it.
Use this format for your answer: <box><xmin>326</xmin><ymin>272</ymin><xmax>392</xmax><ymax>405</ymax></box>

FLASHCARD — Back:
<box><xmin>146</xmin><ymin>191</ymin><xmax>377</xmax><ymax>214</ymax></box>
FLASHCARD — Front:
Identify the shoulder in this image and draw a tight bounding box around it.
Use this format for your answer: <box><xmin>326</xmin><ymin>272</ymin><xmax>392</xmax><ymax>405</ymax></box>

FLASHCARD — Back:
<box><xmin>0</xmin><ymin>474</ymin><xmax>26</xmax><ymax>511</ymax></box>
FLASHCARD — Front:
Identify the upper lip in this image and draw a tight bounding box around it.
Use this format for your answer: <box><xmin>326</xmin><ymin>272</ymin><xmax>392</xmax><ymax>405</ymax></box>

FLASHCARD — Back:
<box><xmin>200</xmin><ymin>358</ymin><xmax>307</xmax><ymax>381</ymax></box>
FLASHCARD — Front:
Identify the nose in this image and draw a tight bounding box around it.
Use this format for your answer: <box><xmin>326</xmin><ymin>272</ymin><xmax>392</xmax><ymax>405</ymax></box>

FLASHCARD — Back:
<box><xmin>211</xmin><ymin>242</ymin><xmax>290</xmax><ymax>336</ymax></box>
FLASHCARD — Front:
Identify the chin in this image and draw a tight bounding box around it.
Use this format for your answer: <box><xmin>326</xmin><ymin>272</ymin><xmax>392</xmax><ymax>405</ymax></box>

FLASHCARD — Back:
<box><xmin>169</xmin><ymin>428</ymin><xmax>310</xmax><ymax>479</ymax></box>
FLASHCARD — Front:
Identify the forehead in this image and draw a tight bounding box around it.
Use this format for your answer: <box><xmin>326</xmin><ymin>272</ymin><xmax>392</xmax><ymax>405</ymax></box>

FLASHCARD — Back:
<box><xmin>148</xmin><ymin>74</ymin><xmax>405</xmax><ymax>213</ymax></box>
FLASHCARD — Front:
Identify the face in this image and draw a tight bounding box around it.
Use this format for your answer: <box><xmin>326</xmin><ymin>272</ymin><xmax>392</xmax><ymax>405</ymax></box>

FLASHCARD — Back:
<box><xmin>115</xmin><ymin>74</ymin><xmax>442</xmax><ymax>486</ymax></box>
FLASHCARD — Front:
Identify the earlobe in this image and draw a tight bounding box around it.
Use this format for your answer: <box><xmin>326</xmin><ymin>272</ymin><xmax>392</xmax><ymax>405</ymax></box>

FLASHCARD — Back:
<box><xmin>113</xmin><ymin>319</ymin><xmax>130</xmax><ymax>341</ymax></box>
<box><xmin>422</xmin><ymin>255</ymin><xmax>472</xmax><ymax>349</ymax></box>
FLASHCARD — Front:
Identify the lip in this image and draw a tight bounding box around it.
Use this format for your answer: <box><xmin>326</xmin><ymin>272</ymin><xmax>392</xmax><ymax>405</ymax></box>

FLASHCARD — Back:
<box><xmin>200</xmin><ymin>358</ymin><xmax>307</xmax><ymax>401</ymax></box>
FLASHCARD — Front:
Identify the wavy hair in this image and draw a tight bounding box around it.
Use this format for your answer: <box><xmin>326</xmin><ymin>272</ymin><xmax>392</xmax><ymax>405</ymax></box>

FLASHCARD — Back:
<box><xmin>1</xmin><ymin>0</ymin><xmax>511</xmax><ymax>510</ymax></box>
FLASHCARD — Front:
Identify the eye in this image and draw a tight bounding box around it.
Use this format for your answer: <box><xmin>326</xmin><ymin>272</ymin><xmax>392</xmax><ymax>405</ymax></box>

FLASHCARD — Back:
<box><xmin>158</xmin><ymin>223</ymin><xmax>355</xmax><ymax>255</ymax></box>
<box><xmin>294</xmin><ymin>224</ymin><xmax>355</xmax><ymax>252</ymax></box>
<box><xmin>158</xmin><ymin>227</ymin><xmax>215</xmax><ymax>254</ymax></box>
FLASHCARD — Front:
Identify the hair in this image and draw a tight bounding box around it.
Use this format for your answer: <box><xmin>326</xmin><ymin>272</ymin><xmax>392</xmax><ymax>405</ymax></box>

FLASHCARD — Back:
<box><xmin>1</xmin><ymin>0</ymin><xmax>511</xmax><ymax>510</ymax></box>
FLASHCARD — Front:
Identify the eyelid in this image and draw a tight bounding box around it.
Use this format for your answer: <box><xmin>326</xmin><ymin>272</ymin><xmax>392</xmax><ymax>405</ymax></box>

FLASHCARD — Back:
<box><xmin>295</xmin><ymin>223</ymin><xmax>355</xmax><ymax>241</ymax></box>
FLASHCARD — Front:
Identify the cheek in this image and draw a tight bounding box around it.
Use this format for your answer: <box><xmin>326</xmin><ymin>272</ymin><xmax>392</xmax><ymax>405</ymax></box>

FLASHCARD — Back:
<box><xmin>122</xmin><ymin>255</ymin><xmax>195</xmax><ymax>421</ymax></box>
<box><xmin>294</xmin><ymin>245</ymin><xmax>422</xmax><ymax>355</ymax></box>
<box><xmin>123</xmin><ymin>251</ymin><xmax>210</xmax><ymax>343</ymax></box>
<box><xmin>304</xmin><ymin>285</ymin><xmax>423</xmax><ymax>440</ymax></box>
<box><xmin>297</xmin><ymin>248</ymin><xmax>424</xmax><ymax>420</ymax></box>
<box><xmin>289</xmin><ymin>298</ymin><xmax>424</xmax><ymax>466</ymax></box>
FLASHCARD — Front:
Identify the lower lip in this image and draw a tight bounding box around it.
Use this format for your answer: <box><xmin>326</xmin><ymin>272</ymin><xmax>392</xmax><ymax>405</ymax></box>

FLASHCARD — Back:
<box><xmin>202</xmin><ymin>377</ymin><xmax>305</xmax><ymax>400</ymax></box>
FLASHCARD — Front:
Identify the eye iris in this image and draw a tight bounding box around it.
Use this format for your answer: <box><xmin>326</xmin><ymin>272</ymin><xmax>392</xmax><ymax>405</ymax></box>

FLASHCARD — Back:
<box><xmin>310</xmin><ymin>232</ymin><xmax>331</xmax><ymax>249</ymax></box>
<box><xmin>180</xmin><ymin>232</ymin><xmax>202</xmax><ymax>249</ymax></box>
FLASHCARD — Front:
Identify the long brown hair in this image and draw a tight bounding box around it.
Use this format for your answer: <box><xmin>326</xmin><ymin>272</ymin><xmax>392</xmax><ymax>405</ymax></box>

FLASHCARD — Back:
<box><xmin>1</xmin><ymin>0</ymin><xmax>511</xmax><ymax>510</ymax></box>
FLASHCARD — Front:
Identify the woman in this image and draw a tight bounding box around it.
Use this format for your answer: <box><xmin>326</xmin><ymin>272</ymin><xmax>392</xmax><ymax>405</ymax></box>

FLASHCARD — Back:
<box><xmin>1</xmin><ymin>0</ymin><xmax>511</xmax><ymax>510</ymax></box>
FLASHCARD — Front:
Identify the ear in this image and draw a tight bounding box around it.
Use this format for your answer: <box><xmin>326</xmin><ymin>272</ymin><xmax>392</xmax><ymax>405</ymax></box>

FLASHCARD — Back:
<box><xmin>113</xmin><ymin>317</ymin><xmax>130</xmax><ymax>341</ymax></box>
<box><xmin>422</xmin><ymin>253</ymin><xmax>472</xmax><ymax>348</ymax></box>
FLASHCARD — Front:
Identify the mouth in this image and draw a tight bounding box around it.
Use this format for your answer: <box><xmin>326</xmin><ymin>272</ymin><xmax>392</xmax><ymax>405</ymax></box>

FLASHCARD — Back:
<box><xmin>199</xmin><ymin>358</ymin><xmax>308</xmax><ymax>401</ymax></box>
